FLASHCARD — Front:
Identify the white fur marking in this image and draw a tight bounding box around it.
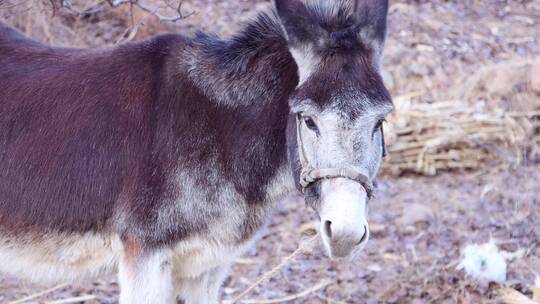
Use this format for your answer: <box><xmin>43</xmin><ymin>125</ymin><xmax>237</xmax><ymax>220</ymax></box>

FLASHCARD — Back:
<box><xmin>319</xmin><ymin>178</ymin><xmax>369</xmax><ymax>259</ymax></box>
<box><xmin>290</xmin><ymin>46</ymin><xmax>319</xmax><ymax>85</ymax></box>
<box><xmin>119</xmin><ymin>249</ymin><xmax>174</xmax><ymax>304</ymax></box>
<box><xmin>0</xmin><ymin>232</ymin><xmax>120</xmax><ymax>284</ymax></box>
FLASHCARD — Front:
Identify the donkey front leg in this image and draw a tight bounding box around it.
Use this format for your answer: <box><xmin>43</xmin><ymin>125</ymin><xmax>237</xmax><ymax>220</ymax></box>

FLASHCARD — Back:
<box><xmin>176</xmin><ymin>264</ymin><xmax>231</xmax><ymax>304</ymax></box>
<box><xmin>118</xmin><ymin>241</ymin><xmax>175</xmax><ymax>304</ymax></box>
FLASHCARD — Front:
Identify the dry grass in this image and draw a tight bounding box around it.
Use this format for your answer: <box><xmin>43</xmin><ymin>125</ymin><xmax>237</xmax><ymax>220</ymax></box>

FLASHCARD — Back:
<box><xmin>384</xmin><ymin>58</ymin><xmax>540</xmax><ymax>176</ymax></box>
<box><xmin>383</xmin><ymin>92</ymin><xmax>540</xmax><ymax>175</ymax></box>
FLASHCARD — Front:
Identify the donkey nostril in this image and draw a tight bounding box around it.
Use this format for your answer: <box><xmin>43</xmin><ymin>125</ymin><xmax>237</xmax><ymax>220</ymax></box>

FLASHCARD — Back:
<box><xmin>324</xmin><ymin>220</ymin><xmax>332</xmax><ymax>239</ymax></box>
<box><xmin>356</xmin><ymin>225</ymin><xmax>368</xmax><ymax>245</ymax></box>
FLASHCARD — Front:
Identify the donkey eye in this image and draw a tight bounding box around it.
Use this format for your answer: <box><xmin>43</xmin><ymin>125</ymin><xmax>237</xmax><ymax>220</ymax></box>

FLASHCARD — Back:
<box><xmin>303</xmin><ymin>116</ymin><xmax>319</xmax><ymax>132</ymax></box>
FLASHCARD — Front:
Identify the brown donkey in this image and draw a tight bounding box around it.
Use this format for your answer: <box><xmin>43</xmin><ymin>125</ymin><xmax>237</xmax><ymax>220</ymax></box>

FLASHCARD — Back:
<box><xmin>0</xmin><ymin>0</ymin><xmax>393</xmax><ymax>303</ymax></box>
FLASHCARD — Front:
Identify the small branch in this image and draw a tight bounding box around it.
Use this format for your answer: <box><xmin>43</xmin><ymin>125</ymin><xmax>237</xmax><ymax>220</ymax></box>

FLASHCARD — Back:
<box><xmin>238</xmin><ymin>280</ymin><xmax>332</xmax><ymax>304</ymax></box>
<box><xmin>48</xmin><ymin>0</ymin><xmax>58</xmax><ymax>16</ymax></box>
<box><xmin>316</xmin><ymin>294</ymin><xmax>349</xmax><ymax>304</ymax></box>
<box><xmin>0</xmin><ymin>0</ymin><xmax>31</xmax><ymax>11</ymax></box>
<box><xmin>106</xmin><ymin>0</ymin><xmax>131</xmax><ymax>6</ymax></box>
<box><xmin>175</xmin><ymin>0</ymin><xmax>194</xmax><ymax>19</ymax></box>
<box><xmin>8</xmin><ymin>283</ymin><xmax>69</xmax><ymax>304</ymax></box>
<box><xmin>107</xmin><ymin>0</ymin><xmax>194</xmax><ymax>22</ymax></box>
<box><xmin>48</xmin><ymin>0</ymin><xmax>193</xmax><ymax>23</ymax></box>
<box><xmin>46</xmin><ymin>295</ymin><xmax>97</xmax><ymax>304</ymax></box>
<box><xmin>57</xmin><ymin>0</ymin><xmax>104</xmax><ymax>16</ymax></box>
<box><xmin>225</xmin><ymin>235</ymin><xmax>319</xmax><ymax>304</ymax></box>
<box><xmin>59</xmin><ymin>0</ymin><xmax>83</xmax><ymax>16</ymax></box>
<box><xmin>115</xmin><ymin>5</ymin><xmax>155</xmax><ymax>44</ymax></box>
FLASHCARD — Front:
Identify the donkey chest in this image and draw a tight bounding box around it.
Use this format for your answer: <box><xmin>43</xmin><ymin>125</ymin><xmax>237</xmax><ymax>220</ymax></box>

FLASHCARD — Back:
<box><xmin>169</xmin><ymin>165</ymin><xmax>294</xmax><ymax>278</ymax></box>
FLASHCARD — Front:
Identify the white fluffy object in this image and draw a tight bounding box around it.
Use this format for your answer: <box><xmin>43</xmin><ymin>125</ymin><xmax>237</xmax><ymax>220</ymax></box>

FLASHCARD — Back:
<box><xmin>457</xmin><ymin>241</ymin><xmax>507</xmax><ymax>284</ymax></box>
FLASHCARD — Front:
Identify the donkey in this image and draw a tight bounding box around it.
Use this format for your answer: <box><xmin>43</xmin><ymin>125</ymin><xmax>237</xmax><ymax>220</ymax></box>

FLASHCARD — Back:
<box><xmin>0</xmin><ymin>0</ymin><xmax>392</xmax><ymax>303</ymax></box>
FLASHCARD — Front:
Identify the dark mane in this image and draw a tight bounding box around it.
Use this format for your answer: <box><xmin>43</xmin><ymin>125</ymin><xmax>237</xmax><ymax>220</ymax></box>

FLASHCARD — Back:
<box><xmin>192</xmin><ymin>12</ymin><xmax>286</xmax><ymax>74</ymax></box>
<box><xmin>182</xmin><ymin>12</ymin><xmax>296</xmax><ymax>107</ymax></box>
<box><xmin>187</xmin><ymin>2</ymin><xmax>365</xmax><ymax>79</ymax></box>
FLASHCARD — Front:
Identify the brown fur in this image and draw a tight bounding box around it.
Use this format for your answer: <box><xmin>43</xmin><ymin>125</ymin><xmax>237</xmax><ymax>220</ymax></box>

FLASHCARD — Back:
<box><xmin>0</xmin><ymin>22</ymin><xmax>296</xmax><ymax>245</ymax></box>
<box><xmin>0</xmin><ymin>0</ymin><xmax>391</xmax><ymax>301</ymax></box>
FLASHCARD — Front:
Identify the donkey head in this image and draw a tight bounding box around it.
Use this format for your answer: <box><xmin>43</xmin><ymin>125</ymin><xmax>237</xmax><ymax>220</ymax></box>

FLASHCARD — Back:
<box><xmin>278</xmin><ymin>0</ymin><xmax>394</xmax><ymax>258</ymax></box>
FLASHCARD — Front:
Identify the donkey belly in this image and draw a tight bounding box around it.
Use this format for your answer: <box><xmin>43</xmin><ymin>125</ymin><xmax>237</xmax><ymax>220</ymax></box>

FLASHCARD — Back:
<box><xmin>0</xmin><ymin>231</ymin><xmax>121</xmax><ymax>284</ymax></box>
<box><xmin>0</xmin><ymin>229</ymin><xmax>255</xmax><ymax>286</ymax></box>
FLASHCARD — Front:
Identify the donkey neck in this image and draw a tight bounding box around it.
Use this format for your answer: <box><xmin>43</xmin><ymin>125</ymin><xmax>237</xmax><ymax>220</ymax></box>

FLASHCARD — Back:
<box><xmin>179</xmin><ymin>13</ymin><xmax>299</xmax><ymax>204</ymax></box>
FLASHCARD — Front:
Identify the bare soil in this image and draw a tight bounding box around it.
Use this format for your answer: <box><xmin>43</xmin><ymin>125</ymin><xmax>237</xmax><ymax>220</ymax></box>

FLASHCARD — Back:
<box><xmin>1</xmin><ymin>165</ymin><xmax>539</xmax><ymax>303</ymax></box>
<box><xmin>0</xmin><ymin>0</ymin><xmax>539</xmax><ymax>303</ymax></box>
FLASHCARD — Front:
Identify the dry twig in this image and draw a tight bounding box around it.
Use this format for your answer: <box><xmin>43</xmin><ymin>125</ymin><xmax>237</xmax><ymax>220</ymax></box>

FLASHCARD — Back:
<box><xmin>225</xmin><ymin>234</ymin><xmax>319</xmax><ymax>304</ymax></box>
<box><xmin>8</xmin><ymin>283</ymin><xmax>68</xmax><ymax>304</ymax></box>
<box><xmin>106</xmin><ymin>0</ymin><xmax>193</xmax><ymax>22</ymax></box>
<box><xmin>115</xmin><ymin>3</ymin><xmax>154</xmax><ymax>44</ymax></box>
<box><xmin>239</xmin><ymin>280</ymin><xmax>332</xmax><ymax>304</ymax></box>
<box><xmin>53</xmin><ymin>0</ymin><xmax>193</xmax><ymax>22</ymax></box>
<box><xmin>45</xmin><ymin>295</ymin><xmax>97</xmax><ymax>304</ymax></box>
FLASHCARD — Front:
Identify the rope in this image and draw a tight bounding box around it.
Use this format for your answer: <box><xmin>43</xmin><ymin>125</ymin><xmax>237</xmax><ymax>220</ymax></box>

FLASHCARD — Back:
<box><xmin>227</xmin><ymin>234</ymin><xmax>319</xmax><ymax>304</ymax></box>
<box><xmin>295</xmin><ymin>114</ymin><xmax>375</xmax><ymax>198</ymax></box>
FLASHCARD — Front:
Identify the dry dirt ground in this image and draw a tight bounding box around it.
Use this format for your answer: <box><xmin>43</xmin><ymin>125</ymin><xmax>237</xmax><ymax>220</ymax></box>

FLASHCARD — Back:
<box><xmin>1</xmin><ymin>165</ymin><xmax>539</xmax><ymax>304</ymax></box>
<box><xmin>0</xmin><ymin>0</ymin><xmax>539</xmax><ymax>303</ymax></box>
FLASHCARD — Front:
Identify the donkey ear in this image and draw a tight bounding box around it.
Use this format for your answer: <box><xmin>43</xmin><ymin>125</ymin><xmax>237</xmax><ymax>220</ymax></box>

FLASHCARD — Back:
<box><xmin>354</xmin><ymin>0</ymin><xmax>389</xmax><ymax>50</ymax></box>
<box><xmin>274</xmin><ymin>0</ymin><xmax>311</xmax><ymax>44</ymax></box>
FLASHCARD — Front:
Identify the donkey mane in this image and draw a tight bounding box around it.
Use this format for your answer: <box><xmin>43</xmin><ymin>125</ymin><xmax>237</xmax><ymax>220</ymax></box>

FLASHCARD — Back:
<box><xmin>183</xmin><ymin>1</ymin><xmax>369</xmax><ymax>107</ymax></box>
<box><xmin>193</xmin><ymin>13</ymin><xmax>285</xmax><ymax>74</ymax></box>
<box><xmin>184</xmin><ymin>13</ymin><xmax>292</xmax><ymax>107</ymax></box>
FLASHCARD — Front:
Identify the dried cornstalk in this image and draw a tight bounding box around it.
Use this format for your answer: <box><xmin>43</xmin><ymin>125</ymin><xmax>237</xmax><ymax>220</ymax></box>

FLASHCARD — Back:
<box><xmin>382</xmin><ymin>96</ymin><xmax>539</xmax><ymax>175</ymax></box>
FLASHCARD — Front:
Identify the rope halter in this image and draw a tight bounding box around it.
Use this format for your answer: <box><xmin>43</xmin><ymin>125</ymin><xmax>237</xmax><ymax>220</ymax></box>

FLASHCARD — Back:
<box><xmin>295</xmin><ymin>114</ymin><xmax>375</xmax><ymax>199</ymax></box>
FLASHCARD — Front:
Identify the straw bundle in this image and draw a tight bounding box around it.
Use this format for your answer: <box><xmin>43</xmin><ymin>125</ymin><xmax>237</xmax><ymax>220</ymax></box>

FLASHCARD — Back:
<box><xmin>382</xmin><ymin>93</ymin><xmax>539</xmax><ymax>175</ymax></box>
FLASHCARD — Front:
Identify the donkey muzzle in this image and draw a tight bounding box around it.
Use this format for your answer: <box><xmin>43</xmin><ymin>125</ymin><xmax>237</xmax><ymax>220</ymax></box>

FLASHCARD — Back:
<box><xmin>319</xmin><ymin>177</ymin><xmax>370</xmax><ymax>258</ymax></box>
